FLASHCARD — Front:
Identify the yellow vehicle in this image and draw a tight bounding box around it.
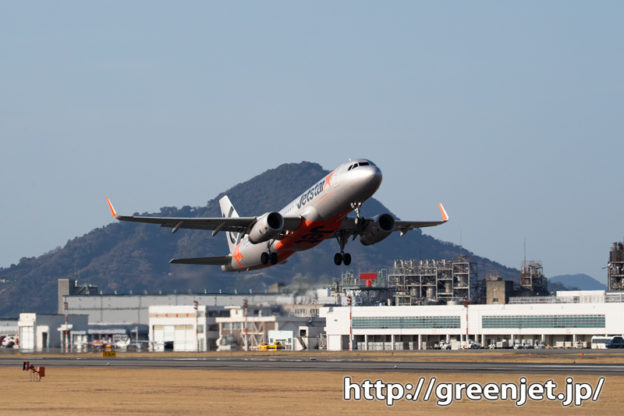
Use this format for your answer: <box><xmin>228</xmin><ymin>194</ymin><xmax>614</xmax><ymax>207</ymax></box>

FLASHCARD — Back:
<box><xmin>102</xmin><ymin>344</ymin><xmax>117</xmax><ymax>358</ymax></box>
<box><xmin>259</xmin><ymin>341</ymin><xmax>285</xmax><ymax>351</ymax></box>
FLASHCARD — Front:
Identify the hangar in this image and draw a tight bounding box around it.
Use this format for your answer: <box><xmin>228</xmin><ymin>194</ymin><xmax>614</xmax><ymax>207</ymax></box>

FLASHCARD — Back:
<box><xmin>148</xmin><ymin>305</ymin><xmax>216</xmax><ymax>352</ymax></box>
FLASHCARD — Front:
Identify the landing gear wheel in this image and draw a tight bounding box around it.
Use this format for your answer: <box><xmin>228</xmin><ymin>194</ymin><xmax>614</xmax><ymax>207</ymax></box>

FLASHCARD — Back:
<box><xmin>334</xmin><ymin>253</ymin><xmax>343</xmax><ymax>265</ymax></box>
<box><xmin>261</xmin><ymin>252</ymin><xmax>269</xmax><ymax>265</ymax></box>
<box><xmin>270</xmin><ymin>252</ymin><xmax>278</xmax><ymax>265</ymax></box>
<box><xmin>343</xmin><ymin>253</ymin><xmax>351</xmax><ymax>266</ymax></box>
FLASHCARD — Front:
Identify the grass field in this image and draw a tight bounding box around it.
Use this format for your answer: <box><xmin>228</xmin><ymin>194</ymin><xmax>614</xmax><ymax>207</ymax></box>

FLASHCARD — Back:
<box><xmin>0</xmin><ymin>367</ymin><xmax>621</xmax><ymax>416</ymax></box>
<box><xmin>1</xmin><ymin>350</ymin><xmax>623</xmax><ymax>415</ymax></box>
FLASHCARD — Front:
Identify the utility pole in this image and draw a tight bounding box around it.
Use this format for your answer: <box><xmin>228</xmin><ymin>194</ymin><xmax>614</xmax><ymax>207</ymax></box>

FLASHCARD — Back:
<box><xmin>347</xmin><ymin>295</ymin><xmax>353</xmax><ymax>351</ymax></box>
<box><xmin>463</xmin><ymin>298</ymin><xmax>469</xmax><ymax>349</ymax></box>
<box><xmin>243</xmin><ymin>298</ymin><xmax>248</xmax><ymax>351</ymax></box>
<box><xmin>193</xmin><ymin>300</ymin><xmax>199</xmax><ymax>352</ymax></box>
<box><xmin>64</xmin><ymin>301</ymin><xmax>69</xmax><ymax>353</ymax></box>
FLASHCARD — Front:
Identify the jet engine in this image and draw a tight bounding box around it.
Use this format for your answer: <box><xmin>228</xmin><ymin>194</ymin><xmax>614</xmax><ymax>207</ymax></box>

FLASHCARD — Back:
<box><xmin>359</xmin><ymin>214</ymin><xmax>395</xmax><ymax>246</ymax></box>
<box><xmin>248</xmin><ymin>212</ymin><xmax>284</xmax><ymax>244</ymax></box>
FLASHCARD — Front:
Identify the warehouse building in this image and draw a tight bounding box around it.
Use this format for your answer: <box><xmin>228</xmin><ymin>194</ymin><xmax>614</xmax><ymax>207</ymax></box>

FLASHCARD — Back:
<box><xmin>18</xmin><ymin>313</ymin><xmax>88</xmax><ymax>352</ymax></box>
<box><xmin>148</xmin><ymin>305</ymin><xmax>219</xmax><ymax>352</ymax></box>
<box><xmin>321</xmin><ymin>290</ymin><xmax>624</xmax><ymax>351</ymax></box>
<box><xmin>59</xmin><ymin>279</ymin><xmax>330</xmax><ymax>326</ymax></box>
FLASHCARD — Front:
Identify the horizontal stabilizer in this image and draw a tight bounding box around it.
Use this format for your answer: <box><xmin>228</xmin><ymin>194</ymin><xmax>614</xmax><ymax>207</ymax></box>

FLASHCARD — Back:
<box><xmin>169</xmin><ymin>256</ymin><xmax>231</xmax><ymax>265</ymax></box>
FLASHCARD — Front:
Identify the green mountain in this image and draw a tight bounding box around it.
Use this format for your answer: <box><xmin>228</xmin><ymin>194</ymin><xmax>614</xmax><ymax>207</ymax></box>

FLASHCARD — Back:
<box><xmin>0</xmin><ymin>161</ymin><xmax>520</xmax><ymax>317</ymax></box>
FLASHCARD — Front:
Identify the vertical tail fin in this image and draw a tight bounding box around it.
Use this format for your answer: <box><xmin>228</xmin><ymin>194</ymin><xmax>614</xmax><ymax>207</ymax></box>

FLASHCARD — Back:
<box><xmin>219</xmin><ymin>195</ymin><xmax>241</xmax><ymax>253</ymax></box>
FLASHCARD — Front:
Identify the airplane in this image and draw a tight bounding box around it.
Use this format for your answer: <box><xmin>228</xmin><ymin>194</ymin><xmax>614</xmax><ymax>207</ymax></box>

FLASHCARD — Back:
<box><xmin>106</xmin><ymin>159</ymin><xmax>448</xmax><ymax>272</ymax></box>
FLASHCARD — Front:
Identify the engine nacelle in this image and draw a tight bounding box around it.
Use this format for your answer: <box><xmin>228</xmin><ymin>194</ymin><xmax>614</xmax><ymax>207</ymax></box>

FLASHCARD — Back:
<box><xmin>248</xmin><ymin>212</ymin><xmax>284</xmax><ymax>244</ymax></box>
<box><xmin>359</xmin><ymin>214</ymin><xmax>395</xmax><ymax>246</ymax></box>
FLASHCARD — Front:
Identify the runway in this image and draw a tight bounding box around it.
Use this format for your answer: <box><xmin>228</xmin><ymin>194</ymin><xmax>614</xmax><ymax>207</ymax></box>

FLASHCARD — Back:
<box><xmin>2</xmin><ymin>355</ymin><xmax>623</xmax><ymax>375</ymax></box>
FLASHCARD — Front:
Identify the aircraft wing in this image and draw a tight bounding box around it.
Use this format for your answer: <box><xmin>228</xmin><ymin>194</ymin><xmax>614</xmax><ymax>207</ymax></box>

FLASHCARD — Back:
<box><xmin>106</xmin><ymin>198</ymin><xmax>301</xmax><ymax>234</ymax></box>
<box><xmin>339</xmin><ymin>202</ymin><xmax>449</xmax><ymax>236</ymax></box>
<box><xmin>170</xmin><ymin>256</ymin><xmax>232</xmax><ymax>265</ymax></box>
<box><xmin>394</xmin><ymin>203</ymin><xmax>449</xmax><ymax>234</ymax></box>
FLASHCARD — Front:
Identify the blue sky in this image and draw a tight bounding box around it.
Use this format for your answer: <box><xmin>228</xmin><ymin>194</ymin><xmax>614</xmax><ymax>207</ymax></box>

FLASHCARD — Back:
<box><xmin>2</xmin><ymin>1</ymin><xmax>622</xmax><ymax>282</ymax></box>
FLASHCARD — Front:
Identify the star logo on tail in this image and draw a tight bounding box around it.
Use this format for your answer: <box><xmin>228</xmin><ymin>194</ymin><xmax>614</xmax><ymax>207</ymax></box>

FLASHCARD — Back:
<box><xmin>232</xmin><ymin>243</ymin><xmax>244</xmax><ymax>268</ymax></box>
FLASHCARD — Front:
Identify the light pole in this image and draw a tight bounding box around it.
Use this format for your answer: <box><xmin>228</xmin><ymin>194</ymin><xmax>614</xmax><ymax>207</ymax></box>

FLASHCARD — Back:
<box><xmin>243</xmin><ymin>298</ymin><xmax>248</xmax><ymax>351</ymax></box>
<box><xmin>347</xmin><ymin>295</ymin><xmax>353</xmax><ymax>351</ymax></box>
<box><xmin>64</xmin><ymin>301</ymin><xmax>69</xmax><ymax>353</ymax></box>
<box><xmin>193</xmin><ymin>300</ymin><xmax>199</xmax><ymax>352</ymax></box>
<box><xmin>463</xmin><ymin>298</ymin><xmax>469</xmax><ymax>349</ymax></box>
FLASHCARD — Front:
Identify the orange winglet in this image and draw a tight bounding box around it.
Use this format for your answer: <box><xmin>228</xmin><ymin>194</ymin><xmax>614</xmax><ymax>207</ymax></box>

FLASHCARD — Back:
<box><xmin>438</xmin><ymin>202</ymin><xmax>449</xmax><ymax>222</ymax></box>
<box><xmin>106</xmin><ymin>198</ymin><xmax>118</xmax><ymax>218</ymax></box>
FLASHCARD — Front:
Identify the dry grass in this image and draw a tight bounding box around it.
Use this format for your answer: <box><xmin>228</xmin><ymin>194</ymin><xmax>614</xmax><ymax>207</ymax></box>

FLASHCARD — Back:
<box><xmin>0</xmin><ymin>366</ymin><xmax>622</xmax><ymax>416</ymax></box>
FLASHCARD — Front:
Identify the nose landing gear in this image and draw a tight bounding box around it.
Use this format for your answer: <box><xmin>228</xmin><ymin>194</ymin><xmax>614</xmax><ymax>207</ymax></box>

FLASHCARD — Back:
<box><xmin>334</xmin><ymin>252</ymin><xmax>351</xmax><ymax>265</ymax></box>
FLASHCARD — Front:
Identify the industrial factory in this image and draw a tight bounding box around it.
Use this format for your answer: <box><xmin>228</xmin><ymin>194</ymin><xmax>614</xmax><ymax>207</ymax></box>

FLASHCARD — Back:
<box><xmin>4</xmin><ymin>243</ymin><xmax>624</xmax><ymax>353</ymax></box>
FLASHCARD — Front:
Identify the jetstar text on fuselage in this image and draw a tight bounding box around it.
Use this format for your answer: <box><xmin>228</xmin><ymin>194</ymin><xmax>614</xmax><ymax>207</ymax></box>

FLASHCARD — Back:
<box><xmin>296</xmin><ymin>178</ymin><xmax>328</xmax><ymax>209</ymax></box>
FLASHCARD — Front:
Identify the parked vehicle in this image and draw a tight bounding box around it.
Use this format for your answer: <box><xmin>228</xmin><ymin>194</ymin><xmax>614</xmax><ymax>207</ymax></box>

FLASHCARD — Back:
<box><xmin>591</xmin><ymin>336</ymin><xmax>614</xmax><ymax>350</ymax></box>
<box><xmin>1</xmin><ymin>336</ymin><xmax>18</xmax><ymax>348</ymax></box>
<box><xmin>606</xmin><ymin>336</ymin><xmax>624</xmax><ymax>349</ymax></box>
<box><xmin>493</xmin><ymin>340</ymin><xmax>509</xmax><ymax>349</ymax></box>
<box><xmin>259</xmin><ymin>341</ymin><xmax>284</xmax><ymax>351</ymax></box>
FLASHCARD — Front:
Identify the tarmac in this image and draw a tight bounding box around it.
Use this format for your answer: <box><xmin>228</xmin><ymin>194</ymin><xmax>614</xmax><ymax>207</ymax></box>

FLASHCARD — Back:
<box><xmin>2</xmin><ymin>353</ymin><xmax>624</xmax><ymax>375</ymax></box>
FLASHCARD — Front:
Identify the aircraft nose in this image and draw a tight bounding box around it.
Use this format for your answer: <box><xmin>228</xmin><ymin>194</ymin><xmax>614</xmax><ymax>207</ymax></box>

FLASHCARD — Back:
<box><xmin>352</xmin><ymin>165</ymin><xmax>382</xmax><ymax>195</ymax></box>
<box><xmin>371</xmin><ymin>165</ymin><xmax>382</xmax><ymax>186</ymax></box>
<box><xmin>364</xmin><ymin>165</ymin><xmax>382</xmax><ymax>188</ymax></box>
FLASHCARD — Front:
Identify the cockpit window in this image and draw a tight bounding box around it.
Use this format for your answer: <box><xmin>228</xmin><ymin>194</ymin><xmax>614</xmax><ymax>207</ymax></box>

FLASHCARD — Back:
<box><xmin>360</xmin><ymin>161</ymin><xmax>370</xmax><ymax>166</ymax></box>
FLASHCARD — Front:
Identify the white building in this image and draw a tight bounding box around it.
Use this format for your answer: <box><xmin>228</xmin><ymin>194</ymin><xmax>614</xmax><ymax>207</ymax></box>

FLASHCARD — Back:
<box><xmin>321</xmin><ymin>291</ymin><xmax>624</xmax><ymax>351</ymax></box>
<box><xmin>268</xmin><ymin>324</ymin><xmax>325</xmax><ymax>351</ymax></box>
<box><xmin>148</xmin><ymin>305</ymin><xmax>218</xmax><ymax>352</ymax></box>
<box><xmin>18</xmin><ymin>313</ymin><xmax>88</xmax><ymax>352</ymax></box>
<box><xmin>216</xmin><ymin>306</ymin><xmax>325</xmax><ymax>351</ymax></box>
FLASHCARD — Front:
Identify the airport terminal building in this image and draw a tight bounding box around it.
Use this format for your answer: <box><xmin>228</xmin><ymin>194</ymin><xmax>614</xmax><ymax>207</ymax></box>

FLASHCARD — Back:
<box><xmin>321</xmin><ymin>291</ymin><xmax>624</xmax><ymax>350</ymax></box>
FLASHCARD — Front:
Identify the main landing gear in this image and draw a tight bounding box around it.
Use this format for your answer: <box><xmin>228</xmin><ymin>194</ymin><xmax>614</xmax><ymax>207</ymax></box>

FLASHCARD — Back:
<box><xmin>261</xmin><ymin>252</ymin><xmax>278</xmax><ymax>265</ymax></box>
<box><xmin>334</xmin><ymin>230</ymin><xmax>352</xmax><ymax>266</ymax></box>
<box><xmin>261</xmin><ymin>241</ymin><xmax>278</xmax><ymax>265</ymax></box>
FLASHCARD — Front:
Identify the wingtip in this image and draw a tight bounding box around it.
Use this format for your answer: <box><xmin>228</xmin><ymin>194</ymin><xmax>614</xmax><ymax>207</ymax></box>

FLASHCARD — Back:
<box><xmin>106</xmin><ymin>197</ymin><xmax>118</xmax><ymax>218</ymax></box>
<box><xmin>438</xmin><ymin>202</ymin><xmax>449</xmax><ymax>222</ymax></box>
